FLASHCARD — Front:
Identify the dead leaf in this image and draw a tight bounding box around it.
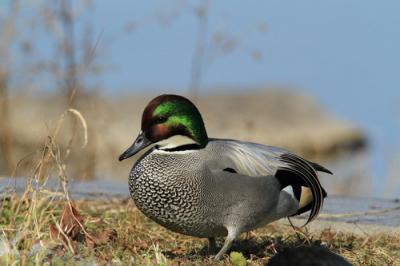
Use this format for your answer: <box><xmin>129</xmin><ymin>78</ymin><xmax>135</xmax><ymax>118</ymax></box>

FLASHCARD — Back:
<box><xmin>60</xmin><ymin>203</ymin><xmax>84</xmax><ymax>239</ymax></box>
<box><xmin>49</xmin><ymin>202</ymin><xmax>84</xmax><ymax>244</ymax></box>
<box><xmin>49</xmin><ymin>202</ymin><xmax>118</xmax><ymax>250</ymax></box>
<box><xmin>85</xmin><ymin>228</ymin><xmax>117</xmax><ymax>248</ymax></box>
<box><xmin>49</xmin><ymin>224</ymin><xmax>67</xmax><ymax>243</ymax></box>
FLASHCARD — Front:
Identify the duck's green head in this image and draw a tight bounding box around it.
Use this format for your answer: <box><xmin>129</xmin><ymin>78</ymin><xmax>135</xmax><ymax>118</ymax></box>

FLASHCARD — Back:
<box><xmin>119</xmin><ymin>94</ymin><xmax>208</xmax><ymax>161</ymax></box>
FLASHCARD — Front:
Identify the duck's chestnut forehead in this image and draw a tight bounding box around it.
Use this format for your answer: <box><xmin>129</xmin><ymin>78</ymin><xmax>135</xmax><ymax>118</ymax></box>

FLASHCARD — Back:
<box><xmin>141</xmin><ymin>94</ymin><xmax>193</xmax><ymax>130</ymax></box>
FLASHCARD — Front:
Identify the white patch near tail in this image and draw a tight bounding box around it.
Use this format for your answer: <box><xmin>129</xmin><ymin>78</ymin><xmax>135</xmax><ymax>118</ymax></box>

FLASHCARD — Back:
<box><xmin>277</xmin><ymin>185</ymin><xmax>299</xmax><ymax>216</ymax></box>
<box><xmin>282</xmin><ymin>185</ymin><xmax>295</xmax><ymax>199</ymax></box>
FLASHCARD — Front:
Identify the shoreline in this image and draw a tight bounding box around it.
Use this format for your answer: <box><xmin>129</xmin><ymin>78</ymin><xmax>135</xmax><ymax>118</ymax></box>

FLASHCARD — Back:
<box><xmin>2</xmin><ymin>176</ymin><xmax>400</xmax><ymax>229</ymax></box>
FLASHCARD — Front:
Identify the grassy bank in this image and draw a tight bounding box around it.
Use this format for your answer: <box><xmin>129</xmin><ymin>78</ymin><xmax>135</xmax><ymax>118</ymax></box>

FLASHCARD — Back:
<box><xmin>1</xmin><ymin>194</ymin><xmax>399</xmax><ymax>265</ymax></box>
<box><xmin>0</xmin><ymin>98</ymin><xmax>395</xmax><ymax>265</ymax></box>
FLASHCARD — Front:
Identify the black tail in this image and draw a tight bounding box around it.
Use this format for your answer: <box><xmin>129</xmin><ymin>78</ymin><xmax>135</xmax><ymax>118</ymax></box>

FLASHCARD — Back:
<box><xmin>308</xmin><ymin>161</ymin><xmax>333</xmax><ymax>175</ymax></box>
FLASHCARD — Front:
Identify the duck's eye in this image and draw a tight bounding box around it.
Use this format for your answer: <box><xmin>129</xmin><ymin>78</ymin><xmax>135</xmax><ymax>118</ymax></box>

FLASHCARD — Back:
<box><xmin>156</xmin><ymin>115</ymin><xmax>167</xmax><ymax>123</ymax></box>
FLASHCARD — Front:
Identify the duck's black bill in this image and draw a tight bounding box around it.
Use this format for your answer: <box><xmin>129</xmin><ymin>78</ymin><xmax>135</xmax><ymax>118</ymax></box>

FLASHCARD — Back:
<box><xmin>118</xmin><ymin>132</ymin><xmax>152</xmax><ymax>161</ymax></box>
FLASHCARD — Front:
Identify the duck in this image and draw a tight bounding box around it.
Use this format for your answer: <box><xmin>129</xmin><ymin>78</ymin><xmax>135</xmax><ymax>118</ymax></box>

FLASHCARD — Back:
<box><xmin>119</xmin><ymin>94</ymin><xmax>331</xmax><ymax>260</ymax></box>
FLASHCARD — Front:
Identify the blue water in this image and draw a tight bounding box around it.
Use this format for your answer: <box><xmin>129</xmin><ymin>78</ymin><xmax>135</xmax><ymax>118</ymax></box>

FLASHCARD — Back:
<box><xmin>7</xmin><ymin>1</ymin><xmax>400</xmax><ymax>197</ymax></box>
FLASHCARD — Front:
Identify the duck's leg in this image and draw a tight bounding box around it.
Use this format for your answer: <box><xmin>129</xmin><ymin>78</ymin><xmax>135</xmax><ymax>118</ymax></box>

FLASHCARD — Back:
<box><xmin>208</xmin><ymin>237</ymin><xmax>216</xmax><ymax>254</ymax></box>
<box><xmin>214</xmin><ymin>228</ymin><xmax>239</xmax><ymax>260</ymax></box>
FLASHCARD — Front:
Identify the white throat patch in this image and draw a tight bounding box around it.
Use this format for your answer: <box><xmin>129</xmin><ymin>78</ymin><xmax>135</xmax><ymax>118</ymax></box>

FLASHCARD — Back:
<box><xmin>156</xmin><ymin>135</ymin><xmax>198</xmax><ymax>150</ymax></box>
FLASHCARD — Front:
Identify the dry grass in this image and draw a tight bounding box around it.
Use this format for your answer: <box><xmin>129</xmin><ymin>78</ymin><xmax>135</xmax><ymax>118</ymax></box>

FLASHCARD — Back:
<box><xmin>1</xmin><ymin>196</ymin><xmax>400</xmax><ymax>265</ymax></box>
